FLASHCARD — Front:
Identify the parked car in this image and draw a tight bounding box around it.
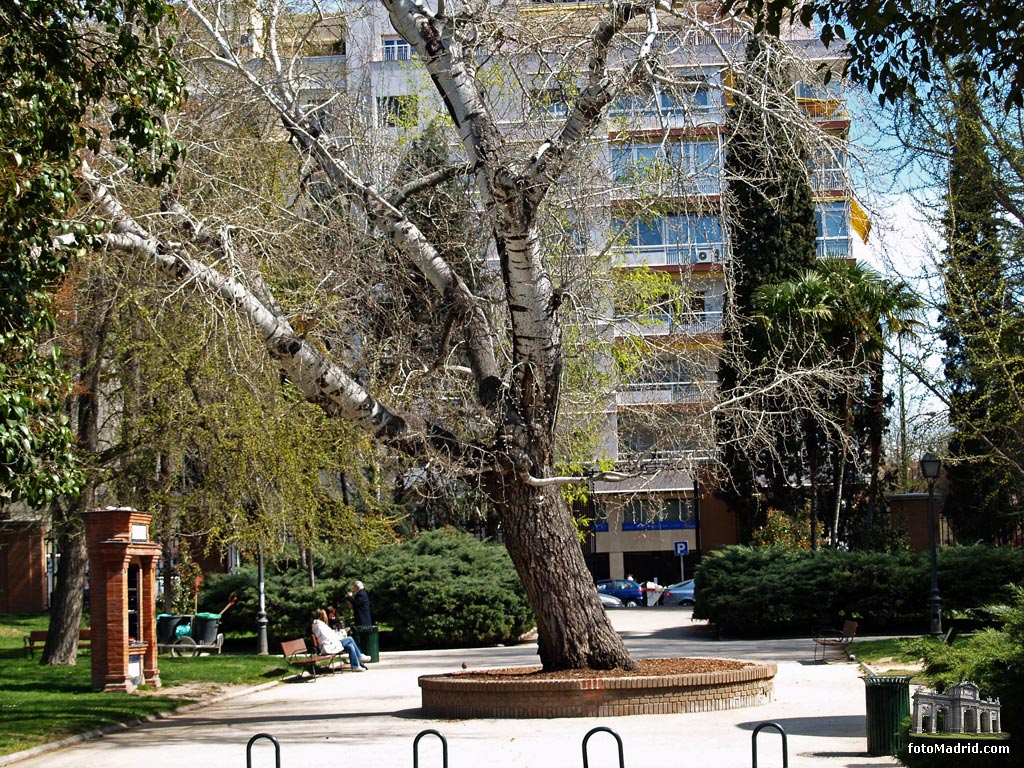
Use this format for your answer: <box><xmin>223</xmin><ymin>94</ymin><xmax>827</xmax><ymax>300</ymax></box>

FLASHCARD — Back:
<box><xmin>596</xmin><ymin>579</ymin><xmax>644</xmax><ymax>607</ymax></box>
<box><xmin>599</xmin><ymin>592</ymin><xmax>625</xmax><ymax>609</ymax></box>
<box><xmin>658</xmin><ymin>579</ymin><xmax>695</xmax><ymax>606</ymax></box>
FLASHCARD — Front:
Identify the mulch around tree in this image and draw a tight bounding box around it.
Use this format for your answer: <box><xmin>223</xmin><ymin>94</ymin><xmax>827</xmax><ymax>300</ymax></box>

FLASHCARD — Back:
<box><xmin>454</xmin><ymin>658</ymin><xmax>750</xmax><ymax>680</ymax></box>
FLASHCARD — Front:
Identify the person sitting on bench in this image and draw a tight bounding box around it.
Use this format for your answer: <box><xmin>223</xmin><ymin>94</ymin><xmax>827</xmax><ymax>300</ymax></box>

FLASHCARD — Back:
<box><xmin>311</xmin><ymin>609</ymin><xmax>370</xmax><ymax>672</ymax></box>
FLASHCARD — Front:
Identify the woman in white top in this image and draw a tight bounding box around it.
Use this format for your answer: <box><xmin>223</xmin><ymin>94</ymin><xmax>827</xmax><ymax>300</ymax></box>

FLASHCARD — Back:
<box><xmin>312</xmin><ymin>608</ymin><xmax>370</xmax><ymax>671</ymax></box>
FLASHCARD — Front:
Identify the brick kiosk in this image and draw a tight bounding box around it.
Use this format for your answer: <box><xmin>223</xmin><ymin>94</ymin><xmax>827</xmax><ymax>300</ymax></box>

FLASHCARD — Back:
<box><xmin>84</xmin><ymin>508</ymin><xmax>162</xmax><ymax>693</ymax></box>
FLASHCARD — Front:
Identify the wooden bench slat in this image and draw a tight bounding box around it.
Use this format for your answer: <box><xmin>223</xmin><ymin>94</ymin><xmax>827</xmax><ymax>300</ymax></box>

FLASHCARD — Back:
<box><xmin>23</xmin><ymin>629</ymin><xmax>92</xmax><ymax>658</ymax></box>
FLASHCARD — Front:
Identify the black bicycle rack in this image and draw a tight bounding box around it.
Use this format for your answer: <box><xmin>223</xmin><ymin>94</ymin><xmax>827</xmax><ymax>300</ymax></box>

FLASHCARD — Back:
<box><xmin>246</xmin><ymin>733</ymin><xmax>281</xmax><ymax>768</ymax></box>
<box><xmin>751</xmin><ymin>722</ymin><xmax>789</xmax><ymax>768</ymax></box>
<box><xmin>244</xmin><ymin>720</ymin><xmax>788</xmax><ymax>767</ymax></box>
<box><xmin>413</xmin><ymin>729</ymin><xmax>449</xmax><ymax>768</ymax></box>
<box><xmin>582</xmin><ymin>726</ymin><xmax>625</xmax><ymax>768</ymax></box>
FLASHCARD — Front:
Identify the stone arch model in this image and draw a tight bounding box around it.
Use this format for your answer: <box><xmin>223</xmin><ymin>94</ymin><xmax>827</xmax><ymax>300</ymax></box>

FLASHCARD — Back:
<box><xmin>912</xmin><ymin>681</ymin><xmax>1001</xmax><ymax>735</ymax></box>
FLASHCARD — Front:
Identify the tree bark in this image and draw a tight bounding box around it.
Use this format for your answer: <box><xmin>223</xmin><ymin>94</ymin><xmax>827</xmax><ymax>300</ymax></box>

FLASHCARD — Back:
<box><xmin>493</xmin><ymin>474</ymin><xmax>635</xmax><ymax>671</ymax></box>
<box><xmin>41</xmin><ymin>498</ymin><xmax>89</xmax><ymax>665</ymax></box>
<box><xmin>42</xmin><ymin>267</ymin><xmax>112</xmax><ymax>664</ymax></box>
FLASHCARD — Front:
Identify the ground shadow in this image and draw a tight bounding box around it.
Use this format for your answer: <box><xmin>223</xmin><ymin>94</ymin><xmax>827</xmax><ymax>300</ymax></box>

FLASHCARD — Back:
<box><xmin>736</xmin><ymin>715</ymin><xmax>865</xmax><ymax>738</ymax></box>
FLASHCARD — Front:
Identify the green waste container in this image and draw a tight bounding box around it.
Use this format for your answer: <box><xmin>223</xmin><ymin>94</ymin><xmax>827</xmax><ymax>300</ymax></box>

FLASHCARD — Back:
<box><xmin>354</xmin><ymin>625</ymin><xmax>379</xmax><ymax>663</ymax></box>
<box><xmin>863</xmin><ymin>674</ymin><xmax>911</xmax><ymax>756</ymax></box>
<box><xmin>191</xmin><ymin>612</ymin><xmax>221</xmax><ymax>647</ymax></box>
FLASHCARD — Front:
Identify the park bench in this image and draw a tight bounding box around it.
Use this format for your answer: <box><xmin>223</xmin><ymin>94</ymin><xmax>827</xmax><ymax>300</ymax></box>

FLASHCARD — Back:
<box><xmin>280</xmin><ymin>637</ymin><xmax>341</xmax><ymax>680</ymax></box>
<box><xmin>23</xmin><ymin>628</ymin><xmax>92</xmax><ymax>658</ymax></box>
<box><xmin>813</xmin><ymin>620</ymin><xmax>858</xmax><ymax>661</ymax></box>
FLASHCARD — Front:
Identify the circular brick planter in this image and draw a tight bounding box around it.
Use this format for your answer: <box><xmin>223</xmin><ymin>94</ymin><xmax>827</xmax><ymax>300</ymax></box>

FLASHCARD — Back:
<box><xmin>419</xmin><ymin>659</ymin><xmax>776</xmax><ymax>719</ymax></box>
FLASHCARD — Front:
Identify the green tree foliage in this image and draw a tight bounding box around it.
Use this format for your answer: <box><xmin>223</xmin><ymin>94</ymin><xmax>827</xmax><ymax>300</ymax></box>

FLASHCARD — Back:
<box><xmin>0</xmin><ymin>0</ymin><xmax>183</xmax><ymax>503</ymax></box>
<box><xmin>753</xmin><ymin>260</ymin><xmax>921</xmax><ymax>546</ymax></box>
<box><xmin>723</xmin><ymin>0</ymin><xmax>1024</xmax><ymax>109</ymax></box>
<box><xmin>902</xmin><ymin>585</ymin><xmax>1024</xmax><ymax>754</ymax></box>
<box><xmin>694</xmin><ymin>544</ymin><xmax>1024</xmax><ymax>635</ymax></box>
<box><xmin>717</xmin><ymin>33</ymin><xmax>820</xmax><ymax>537</ymax></box>
<box><xmin>939</xmin><ymin>79</ymin><xmax>1024</xmax><ymax>544</ymax></box>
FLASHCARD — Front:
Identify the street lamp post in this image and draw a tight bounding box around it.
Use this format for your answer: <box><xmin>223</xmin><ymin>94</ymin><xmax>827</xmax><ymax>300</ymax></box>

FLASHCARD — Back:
<box><xmin>920</xmin><ymin>452</ymin><xmax>942</xmax><ymax>636</ymax></box>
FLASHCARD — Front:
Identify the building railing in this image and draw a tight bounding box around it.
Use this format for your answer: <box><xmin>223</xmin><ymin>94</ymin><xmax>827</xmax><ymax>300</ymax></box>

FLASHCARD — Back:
<box><xmin>616</xmin><ymin>379</ymin><xmax>717</xmax><ymax>405</ymax></box>
<box><xmin>616</xmin><ymin>311</ymin><xmax>723</xmax><ymax>337</ymax></box>
<box><xmin>616</xmin><ymin>244</ymin><xmax>724</xmax><ymax>267</ymax></box>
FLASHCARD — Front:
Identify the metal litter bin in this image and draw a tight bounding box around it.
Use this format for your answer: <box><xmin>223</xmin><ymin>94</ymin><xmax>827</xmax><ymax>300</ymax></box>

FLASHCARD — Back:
<box><xmin>191</xmin><ymin>612</ymin><xmax>221</xmax><ymax>647</ymax></box>
<box><xmin>863</xmin><ymin>674</ymin><xmax>911</xmax><ymax>756</ymax></box>
<box><xmin>156</xmin><ymin>614</ymin><xmax>191</xmax><ymax>645</ymax></box>
<box><xmin>354</xmin><ymin>625</ymin><xmax>379</xmax><ymax>663</ymax></box>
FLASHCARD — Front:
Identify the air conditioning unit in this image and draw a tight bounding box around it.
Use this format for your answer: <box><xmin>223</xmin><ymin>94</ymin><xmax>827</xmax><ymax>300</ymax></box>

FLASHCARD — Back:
<box><xmin>695</xmin><ymin>250</ymin><xmax>713</xmax><ymax>263</ymax></box>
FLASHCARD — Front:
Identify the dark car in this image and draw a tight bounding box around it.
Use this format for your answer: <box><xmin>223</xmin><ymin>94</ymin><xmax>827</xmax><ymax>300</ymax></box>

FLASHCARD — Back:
<box><xmin>596</xmin><ymin>579</ymin><xmax>644</xmax><ymax>607</ymax></box>
<box><xmin>658</xmin><ymin>579</ymin><xmax>695</xmax><ymax>606</ymax></box>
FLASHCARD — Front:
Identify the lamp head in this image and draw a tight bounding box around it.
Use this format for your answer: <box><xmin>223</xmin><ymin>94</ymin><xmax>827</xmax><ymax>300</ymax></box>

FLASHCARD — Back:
<box><xmin>920</xmin><ymin>452</ymin><xmax>941</xmax><ymax>480</ymax></box>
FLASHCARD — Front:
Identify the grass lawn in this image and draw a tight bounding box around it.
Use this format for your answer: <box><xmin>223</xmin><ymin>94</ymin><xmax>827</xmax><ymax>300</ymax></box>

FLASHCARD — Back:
<box><xmin>0</xmin><ymin>613</ymin><xmax>289</xmax><ymax>757</ymax></box>
<box><xmin>848</xmin><ymin>635</ymin><xmax>962</xmax><ymax>678</ymax></box>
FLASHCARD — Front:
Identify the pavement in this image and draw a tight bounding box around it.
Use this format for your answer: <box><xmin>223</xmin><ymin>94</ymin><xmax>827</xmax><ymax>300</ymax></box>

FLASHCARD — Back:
<box><xmin>2</xmin><ymin>609</ymin><xmax>903</xmax><ymax>768</ymax></box>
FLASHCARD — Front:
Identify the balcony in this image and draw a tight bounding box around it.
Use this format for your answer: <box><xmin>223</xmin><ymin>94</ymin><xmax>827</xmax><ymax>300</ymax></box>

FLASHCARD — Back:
<box><xmin>616</xmin><ymin>244</ymin><xmax>724</xmax><ymax>268</ymax></box>
<box><xmin>616</xmin><ymin>379</ymin><xmax>717</xmax><ymax>406</ymax></box>
<box><xmin>616</xmin><ymin>311</ymin><xmax>722</xmax><ymax>338</ymax></box>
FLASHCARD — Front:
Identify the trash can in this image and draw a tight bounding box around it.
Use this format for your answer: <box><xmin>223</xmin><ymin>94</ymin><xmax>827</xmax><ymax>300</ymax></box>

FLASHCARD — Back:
<box><xmin>863</xmin><ymin>674</ymin><xmax>911</xmax><ymax>756</ymax></box>
<box><xmin>156</xmin><ymin>614</ymin><xmax>192</xmax><ymax>645</ymax></box>
<box><xmin>191</xmin><ymin>612</ymin><xmax>221</xmax><ymax>647</ymax></box>
<box><xmin>354</xmin><ymin>625</ymin><xmax>379</xmax><ymax>663</ymax></box>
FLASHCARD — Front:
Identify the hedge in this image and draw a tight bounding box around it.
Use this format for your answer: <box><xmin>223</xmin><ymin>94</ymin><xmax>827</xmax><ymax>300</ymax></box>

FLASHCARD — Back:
<box><xmin>693</xmin><ymin>544</ymin><xmax>1024</xmax><ymax>636</ymax></box>
<box><xmin>197</xmin><ymin>529</ymin><xmax>534</xmax><ymax>650</ymax></box>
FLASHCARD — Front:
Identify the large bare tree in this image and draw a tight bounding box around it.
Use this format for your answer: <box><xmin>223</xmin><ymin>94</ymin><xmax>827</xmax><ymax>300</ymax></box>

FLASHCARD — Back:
<box><xmin>74</xmin><ymin>0</ymin><xmax>845</xmax><ymax>669</ymax></box>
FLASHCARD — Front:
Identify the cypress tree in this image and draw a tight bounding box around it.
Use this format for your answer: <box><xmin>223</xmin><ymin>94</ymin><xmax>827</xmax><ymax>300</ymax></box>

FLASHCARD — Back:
<box><xmin>717</xmin><ymin>33</ymin><xmax>820</xmax><ymax>538</ymax></box>
<box><xmin>939</xmin><ymin>78</ymin><xmax>1024</xmax><ymax>543</ymax></box>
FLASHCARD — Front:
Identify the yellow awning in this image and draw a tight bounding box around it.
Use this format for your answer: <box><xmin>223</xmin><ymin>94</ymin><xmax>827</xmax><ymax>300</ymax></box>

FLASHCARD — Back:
<box><xmin>850</xmin><ymin>197</ymin><xmax>871</xmax><ymax>244</ymax></box>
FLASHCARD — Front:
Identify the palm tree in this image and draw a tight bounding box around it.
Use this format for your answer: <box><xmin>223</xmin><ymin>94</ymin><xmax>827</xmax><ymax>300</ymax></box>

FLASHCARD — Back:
<box><xmin>754</xmin><ymin>259</ymin><xmax>921</xmax><ymax>547</ymax></box>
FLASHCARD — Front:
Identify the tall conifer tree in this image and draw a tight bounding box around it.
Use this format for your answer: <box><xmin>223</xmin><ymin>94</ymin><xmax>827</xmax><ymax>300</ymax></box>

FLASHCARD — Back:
<box><xmin>717</xmin><ymin>33</ymin><xmax>820</xmax><ymax>538</ymax></box>
<box><xmin>940</xmin><ymin>78</ymin><xmax>1024</xmax><ymax>543</ymax></box>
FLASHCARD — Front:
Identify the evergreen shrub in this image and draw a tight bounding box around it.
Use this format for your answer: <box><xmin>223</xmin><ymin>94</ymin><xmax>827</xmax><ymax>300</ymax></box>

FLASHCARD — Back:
<box><xmin>365</xmin><ymin>529</ymin><xmax>534</xmax><ymax>648</ymax></box>
<box><xmin>694</xmin><ymin>545</ymin><xmax>1024</xmax><ymax>636</ymax></box>
<box><xmin>199</xmin><ymin>530</ymin><xmax>534</xmax><ymax>650</ymax></box>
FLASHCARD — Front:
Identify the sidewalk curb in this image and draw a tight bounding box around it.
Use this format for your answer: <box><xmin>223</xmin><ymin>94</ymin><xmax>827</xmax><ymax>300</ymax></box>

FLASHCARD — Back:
<box><xmin>0</xmin><ymin>680</ymin><xmax>281</xmax><ymax>767</ymax></box>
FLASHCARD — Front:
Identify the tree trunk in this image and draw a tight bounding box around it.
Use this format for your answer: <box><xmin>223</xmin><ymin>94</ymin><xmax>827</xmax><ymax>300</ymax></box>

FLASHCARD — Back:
<box><xmin>41</xmin><ymin>499</ymin><xmax>88</xmax><ymax>665</ymax></box>
<box><xmin>864</xmin><ymin>357</ymin><xmax>885</xmax><ymax>544</ymax></box>
<box><xmin>493</xmin><ymin>474</ymin><xmax>634</xmax><ymax>671</ymax></box>
<box><xmin>42</xmin><ymin>269</ymin><xmax>111</xmax><ymax>664</ymax></box>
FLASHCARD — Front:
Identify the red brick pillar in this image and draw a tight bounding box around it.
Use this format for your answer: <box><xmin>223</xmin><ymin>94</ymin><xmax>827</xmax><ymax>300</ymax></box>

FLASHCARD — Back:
<box><xmin>141</xmin><ymin>554</ymin><xmax>161</xmax><ymax>688</ymax></box>
<box><xmin>84</xmin><ymin>508</ymin><xmax>161</xmax><ymax>693</ymax></box>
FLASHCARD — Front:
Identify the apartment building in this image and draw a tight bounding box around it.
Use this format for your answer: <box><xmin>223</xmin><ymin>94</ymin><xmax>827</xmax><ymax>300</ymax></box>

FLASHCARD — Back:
<box><xmin>256</xmin><ymin>1</ymin><xmax>862</xmax><ymax>583</ymax></box>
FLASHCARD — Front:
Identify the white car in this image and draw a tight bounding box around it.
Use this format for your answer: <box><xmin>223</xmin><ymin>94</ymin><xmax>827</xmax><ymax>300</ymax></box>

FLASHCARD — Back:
<box><xmin>599</xmin><ymin>592</ymin><xmax>625</xmax><ymax>609</ymax></box>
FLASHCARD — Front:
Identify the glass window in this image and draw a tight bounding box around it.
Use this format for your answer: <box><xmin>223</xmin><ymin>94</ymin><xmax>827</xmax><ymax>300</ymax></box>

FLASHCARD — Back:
<box><xmin>383</xmin><ymin>37</ymin><xmax>413</xmax><ymax>61</ymax></box>
<box><xmin>815</xmin><ymin>201</ymin><xmax>850</xmax><ymax>257</ymax></box>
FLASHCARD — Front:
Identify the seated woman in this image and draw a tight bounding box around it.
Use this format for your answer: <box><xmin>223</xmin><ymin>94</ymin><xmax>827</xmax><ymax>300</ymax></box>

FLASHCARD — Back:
<box><xmin>311</xmin><ymin>608</ymin><xmax>370</xmax><ymax>671</ymax></box>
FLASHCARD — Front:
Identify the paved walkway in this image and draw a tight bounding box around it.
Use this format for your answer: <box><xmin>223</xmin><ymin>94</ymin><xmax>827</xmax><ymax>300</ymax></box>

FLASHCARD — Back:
<box><xmin>3</xmin><ymin>609</ymin><xmax>903</xmax><ymax>768</ymax></box>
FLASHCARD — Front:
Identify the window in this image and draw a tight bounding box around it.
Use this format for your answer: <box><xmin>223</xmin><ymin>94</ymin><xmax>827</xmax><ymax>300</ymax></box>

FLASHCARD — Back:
<box><xmin>815</xmin><ymin>201</ymin><xmax>850</xmax><ymax>257</ymax></box>
<box><xmin>810</xmin><ymin>149</ymin><xmax>846</xmax><ymax>193</ymax></box>
<box><xmin>382</xmin><ymin>37</ymin><xmax>413</xmax><ymax>61</ymax></box>
<box><xmin>621</xmin><ymin>497</ymin><xmax>695</xmax><ymax>530</ymax></box>
<box><xmin>613</xmin><ymin>214</ymin><xmax>724</xmax><ymax>265</ymax></box>
<box><xmin>611</xmin><ymin>140</ymin><xmax>720</xmax><ymax>195</ymax></box>
<box><xmin>377</xmin><ymin>95</ymin><xmax>419</xmax><ymax>128</ymax></box>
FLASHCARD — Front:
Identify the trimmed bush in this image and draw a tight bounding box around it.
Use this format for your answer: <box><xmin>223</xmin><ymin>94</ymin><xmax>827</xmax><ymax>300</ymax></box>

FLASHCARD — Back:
<box><xmin>694</xmin><ymin>545</ymin><xmax>1024</xmax><ymax>636</ymax></box>
<box><xmin>366</xmin><ymin>529</ymin><xmax>535</xmax><ymax>648</ymax></box>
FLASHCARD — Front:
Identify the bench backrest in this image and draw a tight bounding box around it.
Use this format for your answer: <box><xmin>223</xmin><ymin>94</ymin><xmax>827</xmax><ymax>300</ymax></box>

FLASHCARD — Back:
<box><xmin>28</xmin><ymin>631</ymin><xmax>48</xmax><ymax>643</ymax></box>
<box><xmin>79</xmin><ymin>628</ymin><xmax>91</xmax><ymax>641</ymax></box>
<box><xmin>281</xmin><ymin>638</ymin><xmax>309</xmax><ymax>657</ymax></box>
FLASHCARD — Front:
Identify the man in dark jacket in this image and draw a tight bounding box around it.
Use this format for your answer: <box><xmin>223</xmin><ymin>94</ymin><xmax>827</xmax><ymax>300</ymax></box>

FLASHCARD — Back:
<box><xmin>347</xmin><ymin>580</ymin><xmax>372</xmax><ymax>627</ymax></box>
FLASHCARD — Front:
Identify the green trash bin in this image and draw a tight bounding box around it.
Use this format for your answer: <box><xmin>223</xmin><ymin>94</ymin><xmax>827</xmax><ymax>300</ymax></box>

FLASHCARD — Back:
<box><xmin>354</xmin><ymin>625</ymin><xmax>379</xmax><ymax>663</ymax></box>
<box><xmin>863</xmin><ymin>674</ymin><xmax>911</xmax><ymax>756</ymax></box>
